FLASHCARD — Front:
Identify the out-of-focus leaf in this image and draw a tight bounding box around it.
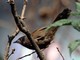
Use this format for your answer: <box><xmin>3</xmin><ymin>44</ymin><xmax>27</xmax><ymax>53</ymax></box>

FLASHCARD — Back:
<box><xmin>46</xmin><ymin>19</ymin><xmax>80</xmax><ymax>32</ymax></box>
<box><xmin>68</xmin><ymin>40</ymin><xmax>80</xmax><ymax>56</ymax></box>
<box><xmin>70</xmin><ymin>12</ymin><xmax>80</xmax><ymax>16</ymax></box>
<box><xmin>51</xmin><ymin>19</ymin><xmax>71</xmax><ymax>26</ymax></box>
<box><xmin>46</xmin><ymin>19</ymin><xmax>71</xmax><ymax>31</ymax></box>
<box><xmin>68</xmin><ymin>2</ymin><xmax>80</xmax><ymax>31</ymax></box>
<box><xmin>70</xmin><ymin>2</ymin><xmax>80</xmax><ymax>16</ymax></box>
<box><xmin>72</xmin><ymin>20</ymin><xmax>80</xmax><ymax>31</ymax></box>
<box><xmin>0</xmin><ymin>55</ymin><xmax>3</xmax><ymax>60</ymax></box>
<box><xmin>76</xmin><ymin>2</ymin><xmax>80</xmax><ymax>12</ymax></box>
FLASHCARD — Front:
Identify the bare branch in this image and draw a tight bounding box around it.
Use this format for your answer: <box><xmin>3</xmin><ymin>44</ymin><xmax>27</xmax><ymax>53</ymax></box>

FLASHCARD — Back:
<box><xmin>8</xmin><ymin>0</ymin><xmax>46</xmax><ymax>60</ymax></box>
<box><xmin>7</xmin><ymin>0</ymin><xmax>28</xmax><ymax>40</ymax></box>
<box><xmin>4</xmin><ymin>0</ymin><xmax>27</xmax><ymax>59</ymax></box>
<box><xmin>4</xmin><ymin>35</ymin><xmax>15</xmax><ymax>60</ymax></box>
<box><xmin>8</xmin><ymin>49</ymin><xmax>15</xmax><ymax>59</ymax></box>
<box><xmin>10</xmin><ymin>28</ymin><xmax>19</xmax><ymax>40</ymax></box>
<box><xmin>17</xmin><ymin>51</ymin><xmax>35</xmax><ymax>60</ymax></box>
<box><xmin>56</xmin><ymin>47</ymin><xmax>65</xmax><ymax>60</ymax></box>
<box><xmin>20</xmin><ymin>0</ymin><xmax>27</xmax><ymax>20</ymax></box>
<box><xmin>4</xmin><ymin>43</ymin><xmax>10</xmax><ymax>60</ymax></box>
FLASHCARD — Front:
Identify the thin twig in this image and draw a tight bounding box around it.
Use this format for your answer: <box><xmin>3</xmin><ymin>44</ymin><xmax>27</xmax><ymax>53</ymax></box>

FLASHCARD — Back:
<box><xmin>8</xmin><ymin>0</ymin><xmax>27</xmax><ymax>40</ymax></box>
<box><xmin>20</xmin><ymin>0</ymin><xmax>27</xmax><ymax>20</ymax></box>
<box><xmin>17</xmin><ymin>51</ymin><xmax>35</xmax><ymax>60</ymax></box>
<box><xmin>10</xmin><ymin>28</ymin><xmax>19</xmax><ymax>40</ymax></box>
<box><xmin>4</xmin><ymin>0</ymin><xmax>27</xmax><ymax>59</ymax></box>
<box><xmin>4</xmin><ymin>35</ymin><xmax>15</xmax><ymax>60</ymax></box>
<box><xmin>8</xmin><ymin>49</ymin><xmax>15</xmax><ymax>59</ymax></box>
<box><xmin>8</xmin><ymin>0</ymin><xmax>46</xmax><ymax>60</ymax></box>
<box><xmin>56</xmin><ymin>47</ymin><xmax>64</xmax><ymax>60</ymax></box>
<box><xmin>4</xmin><ymin>43</ymin><xmax>10</xmax><ymax>60</ymax></box>
<box><xmin>17</xmin><ymin>49</ymin><xmax>45</xmax><ymax>60</ymax></box>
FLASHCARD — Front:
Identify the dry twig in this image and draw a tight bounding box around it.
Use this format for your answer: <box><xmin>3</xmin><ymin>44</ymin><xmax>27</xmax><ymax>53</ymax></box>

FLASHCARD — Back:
<box><xmin>8</xmin><ymin>49</ymin><xmax>15</xmax><ymax>58</ymax></box>
<box><xmin>4</xmin><ymin>0</ymin><xmax>28</xmax><ymax>60</ymax></box>
<box><xmin>8</xmin><ymin>0</ymin><xmax>46</xmax><ymax>60</ymax></box>
<box><xmin>17</xmin><ymin>51</ymin><xmax>35</xmax><ymax>60</ymax></box>
<box><xmin>4</xmin><ymin>42</ymin><xmax>10</xmax><ymax>60</ymax></box>
<box><xmin>4</xmin><ymin>35</ymin><xmax>15</xmax><ymax>60</ymax></box>
<box><xmin>20</xmin><ymin>0</ymin><xmax>27</xmax><ymax>20</ymax></box>
<box><xmin>56</xmin><ymin>47</ymin><xmax>64</xmax><ymax>60</ymax></box>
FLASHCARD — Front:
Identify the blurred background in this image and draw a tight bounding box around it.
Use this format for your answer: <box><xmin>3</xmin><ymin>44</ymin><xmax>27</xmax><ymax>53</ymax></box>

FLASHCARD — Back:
<box><xmin>0</xmin><ymin>0</ymin><xmax>80</xmax><ymax>60</ymax></box>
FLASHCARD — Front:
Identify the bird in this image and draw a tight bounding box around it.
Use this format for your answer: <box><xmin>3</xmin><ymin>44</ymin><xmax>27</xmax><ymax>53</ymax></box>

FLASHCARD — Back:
<box><xmin>14</xmin><ymin>26</ymin><xmax>58</xmax><ymax>50</ymax></box>
<box><xmin>14</xmin><ymin>8</ymin><xmax>71</xmax><ymax>50</ymax></box>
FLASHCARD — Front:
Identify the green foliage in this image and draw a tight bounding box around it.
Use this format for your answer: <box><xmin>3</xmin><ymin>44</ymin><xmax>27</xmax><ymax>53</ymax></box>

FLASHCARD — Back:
<box><xmin>46</xmin><ymin>2</ymin><xmax>80</xmax><ymax>31</ymax></box>
<box><xmin>76</xmin><ymin>2</ymin><xmax>80</xmax><ymax>12</ymax></box>
<box><xmin>50</xmin><ymin>19</ymin><xmax>71</xmax><ymax>26</ymax></box>
<box><xmin>72</xmin><ymin>20</ymin><xmax>80</xmax><ymax>31</ymax></box>
<box><xmin>70</xmin><ymin>2</ymin><xmax>80</xmax><ymax>32</ymax></box>
<box><xmin>68</xmin><ymin>40</ymin><xmax>80</xmax><ymax>56</ymax></box>
<box><xmin>46</xmin><ymin>19</ymin><xmax>80</xmax><ymax>32</ymax></box>
<box><xmin>70</xmin><ymin>12</ymin><xmax>80</xmax><ymax>16</ymax></box>
<box><xmin>46</xmin><ymin>19</ymin><xmax>71</xmax><ymax>31</ymax></box>
<box><xmin>70</xmin><ymin>2</ymin><xmax>80</xmax><ymax>16</ymax></box>
<box><xmin>0</xmin><ymin>55</ymin><xmax>3</xmax><ymax>60</ymax></box>
<box><xmin>46</xmin><ymin>2</ymin><xmax>80</xmax><ymax>56</ymax></box>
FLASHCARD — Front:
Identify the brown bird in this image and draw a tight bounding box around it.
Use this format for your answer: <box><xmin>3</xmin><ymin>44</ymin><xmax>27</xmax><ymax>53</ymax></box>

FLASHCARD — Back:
<box><xmin>14</xmin><ymin>27</ymin><xmax>58</xmax><ymax>50</ymax></box>
<box><xmin>14</xmin><ymin>8</ymin><xmax>71</xmax><ymax>50</ymax></box>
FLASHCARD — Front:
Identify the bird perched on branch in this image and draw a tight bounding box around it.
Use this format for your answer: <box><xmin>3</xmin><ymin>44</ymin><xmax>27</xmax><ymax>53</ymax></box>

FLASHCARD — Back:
<box><xmin>14</xmin><ymin>26</ymin><xmax>58</xmax><ymax>49</ymax></box>
<box><xmin>14</xmin><ymin>8</ymin><xmax>71</xmax><ymax>50</ymax></box>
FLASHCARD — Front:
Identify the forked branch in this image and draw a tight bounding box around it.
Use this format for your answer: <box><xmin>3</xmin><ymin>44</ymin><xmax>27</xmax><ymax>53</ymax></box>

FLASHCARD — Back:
<box><xmin>8</xmin><ymin>0</ymin><xmax>46</xmax><ymax>60</ymax></box>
